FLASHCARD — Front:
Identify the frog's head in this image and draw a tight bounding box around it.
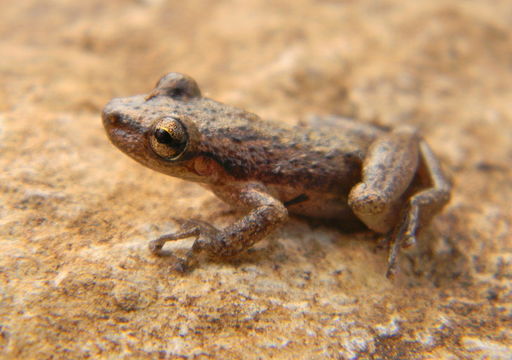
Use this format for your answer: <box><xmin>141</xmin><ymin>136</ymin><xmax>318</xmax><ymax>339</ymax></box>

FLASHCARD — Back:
<box><xmin>102</xmin><ymin>73</ymin><xmax>215</xmax><ymax>182</ymax></box>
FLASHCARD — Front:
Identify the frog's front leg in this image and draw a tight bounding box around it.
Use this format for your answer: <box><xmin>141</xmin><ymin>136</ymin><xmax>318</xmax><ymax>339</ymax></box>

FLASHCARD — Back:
<box><xmin>348</xmin><ymin>127</ymin><xmax>451</xmax><ymax>278</ymax></box>
<box><xmin>149</xmin><ymin>184</ymin><xmax>288</xmax><ymax>271</ymax></box>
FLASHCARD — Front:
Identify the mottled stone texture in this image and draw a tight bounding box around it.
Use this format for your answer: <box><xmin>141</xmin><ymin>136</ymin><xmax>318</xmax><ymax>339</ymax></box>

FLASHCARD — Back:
<box><xmin>0</xmin><ymin>1</ymin><xmax>511</xmax><ymax>359</ymax></box>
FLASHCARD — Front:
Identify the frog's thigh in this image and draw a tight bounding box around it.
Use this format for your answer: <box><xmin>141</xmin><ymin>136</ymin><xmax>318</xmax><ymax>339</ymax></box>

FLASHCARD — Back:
<box><xmin>348</xmin><ymin>127</ymin><xmax>420</xmax><ymax>233</ymax></box>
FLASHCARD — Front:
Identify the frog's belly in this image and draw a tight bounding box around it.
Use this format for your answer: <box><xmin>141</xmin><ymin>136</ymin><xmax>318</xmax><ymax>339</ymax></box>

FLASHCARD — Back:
<box><xmin>273</xmin><ymin>187</ymin><xmax>357</xmax><ymax>222</ymax></box>
<box><xmin>287</xmin><ymin>196</ymin><xmax>357</xmax><ymax>221</ymax></box>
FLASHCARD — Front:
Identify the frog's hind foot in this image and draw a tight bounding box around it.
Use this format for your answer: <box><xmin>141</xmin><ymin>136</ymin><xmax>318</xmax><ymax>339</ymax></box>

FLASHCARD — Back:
<box><xmin>384</xmin><ymin>210</ymin><xmax>418</xmax><ymax>278</ymax></box>
<box><xmin>386</xmin><ymin>141</ymin><xmax>451</xmax><ymax>278</ymax></box>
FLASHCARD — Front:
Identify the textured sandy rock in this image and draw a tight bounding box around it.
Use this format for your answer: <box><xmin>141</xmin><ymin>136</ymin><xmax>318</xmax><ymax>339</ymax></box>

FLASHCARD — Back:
<box><xmin>0</xmin><ymin>1</ymin><xmax>511</xmax><ymax>359</ymax></box>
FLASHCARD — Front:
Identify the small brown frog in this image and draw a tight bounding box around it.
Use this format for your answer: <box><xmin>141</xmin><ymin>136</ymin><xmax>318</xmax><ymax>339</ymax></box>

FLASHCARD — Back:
<box><xmin>102</xmin><ymin>73</ymin><xmax>451</xmax><ymax>277</ymax></box>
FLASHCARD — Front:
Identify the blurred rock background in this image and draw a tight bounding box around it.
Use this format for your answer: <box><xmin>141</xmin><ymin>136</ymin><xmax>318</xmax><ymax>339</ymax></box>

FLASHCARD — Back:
<box><xmin>0</xmin><ymin>1</ymin><xmax>511</xmax><ymax>359</ymax></box>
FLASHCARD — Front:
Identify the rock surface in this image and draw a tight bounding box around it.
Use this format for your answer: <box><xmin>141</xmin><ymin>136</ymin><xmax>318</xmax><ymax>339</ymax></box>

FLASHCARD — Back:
<box><xmin>0</xmin><ymin>1</ymin><xmax>511</xmax><ymax>359</ymax></box>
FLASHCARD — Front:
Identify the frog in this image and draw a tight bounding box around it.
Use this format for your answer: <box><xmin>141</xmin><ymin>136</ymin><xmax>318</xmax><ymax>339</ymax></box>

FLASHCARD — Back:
<box><xmin>102</xmin><ymin>72</ymin><xmax>451</xmax><ymax>277</ymax></box>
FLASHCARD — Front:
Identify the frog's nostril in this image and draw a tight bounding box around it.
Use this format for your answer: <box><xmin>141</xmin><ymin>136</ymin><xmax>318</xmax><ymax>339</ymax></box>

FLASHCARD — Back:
<box><xmin>102</xmin><ymin>110</ymin><xmax>122</xmax><ymax>127</ymax></box>
<box><xmin>110</xmin><ymin>113</ymin><xmax>121</xmax><ymax>125</ymax></box>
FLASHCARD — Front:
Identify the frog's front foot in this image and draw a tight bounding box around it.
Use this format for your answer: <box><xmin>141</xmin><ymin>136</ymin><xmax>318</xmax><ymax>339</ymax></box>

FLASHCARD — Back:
<box><xmin>149</xmin><ymin>186</ymin><xmax>288</xmax><ymax>272</ymax></box>
<box><xmin>149</xmin><ymin>219</ymin><xmax>220</xmax><ymax>272</ymax></box>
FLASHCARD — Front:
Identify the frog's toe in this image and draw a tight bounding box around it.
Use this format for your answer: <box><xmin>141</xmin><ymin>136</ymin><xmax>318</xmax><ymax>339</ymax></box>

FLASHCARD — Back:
<box><xmin>402</xmin><ymin>234</ymin><xmax>416</xmax><ymax>248</ymax></box>
<box><xmin>149</xmin><ymin>238</ymin><xmax>166</xmax><ymax>254</ymax></box>
<box><xmin>376</xmin><ymin>234</ymin><xmax>391</xmax><ymax>250</ymax></box>
<box><xmin>173</xmin><ymin>258</ymin><xmax>190</xmax><ymax>273</ymax></box>
<box><xmin>385</xmin><ymin>262</ymin><xmax>398</xmax><ymax>279</ymax></box>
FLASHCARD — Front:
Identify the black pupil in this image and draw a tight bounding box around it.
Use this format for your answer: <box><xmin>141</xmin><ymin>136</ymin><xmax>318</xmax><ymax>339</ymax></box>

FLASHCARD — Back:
<box><xmin>155</xmin><ymin>128</ymin><xmax>174</xmax><ymax>144</ymax></box>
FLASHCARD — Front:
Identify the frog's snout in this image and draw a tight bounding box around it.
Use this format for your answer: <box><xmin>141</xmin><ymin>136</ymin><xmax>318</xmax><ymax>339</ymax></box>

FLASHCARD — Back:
<box><xmin>101</xmin><ymin>100</ymin><xmax>138</xmax><ymax>149</ymax></box>
<box><xmin>101</xmin><ymin>96</ymin><xmax>152</xmax><ymax>160</ymax></box>
<box><xmin>102</xmin><ymin>103</ymin><xmax>122</xmax><ymax>130</ymax></box>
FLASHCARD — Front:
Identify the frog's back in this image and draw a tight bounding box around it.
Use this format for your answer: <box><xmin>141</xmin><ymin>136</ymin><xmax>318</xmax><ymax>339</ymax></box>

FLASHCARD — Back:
<box><xmin>192</xmin><ymin>98</ymin><xmax>381</xmax><ymax>195</ymax></box>
<box><xmin>200</xmin><ymin>112</ymin><xmax>382</xmax><ymax>221</ymax></box>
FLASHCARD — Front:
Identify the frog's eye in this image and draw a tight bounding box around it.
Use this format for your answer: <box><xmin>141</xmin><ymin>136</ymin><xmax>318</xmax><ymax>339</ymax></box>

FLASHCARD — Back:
<box><xmin>146</xmin><ymin>73</ymin><xmax>201</xmax><ymax>101</ymax></box>
<box><xmin>149</xmin><ymin>117</ymin><xmax>188</xmax><ymax>160</ymax></box>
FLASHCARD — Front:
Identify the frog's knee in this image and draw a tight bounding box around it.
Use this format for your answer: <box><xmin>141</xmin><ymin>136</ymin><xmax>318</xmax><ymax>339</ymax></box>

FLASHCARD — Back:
<box><xmin>348</xmin><ymin>183</ymin><xmax>387</xmax><ymax>215</ymax></box>
<box><xmin>348</xmin><ymin>183</ymin><xmax>397</xmax><ymax>233</ymax></box>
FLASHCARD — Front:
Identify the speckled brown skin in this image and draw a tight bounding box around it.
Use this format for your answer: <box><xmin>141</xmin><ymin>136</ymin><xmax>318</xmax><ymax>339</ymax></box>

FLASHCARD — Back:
<box><xmin>102</xmin><ymin>73</ymin><xmax>451</xmax><ymax>277</ymax></box>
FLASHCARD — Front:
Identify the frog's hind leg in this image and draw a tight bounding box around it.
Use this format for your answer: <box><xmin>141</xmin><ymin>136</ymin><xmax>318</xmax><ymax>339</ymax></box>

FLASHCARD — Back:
<box><xmin>348</xmin><ymin>127</ymin><xmax>451</xmax><ymax>277</ymax></box>
<box><xmin>385</xmin><ymin>140</ymin><xmax>451</xmax><ymax>277</ymax></box>
<box><xmin>349</xmin><ymin>127</ymin><xmax>421</xmax><ymax>234</ymax></box>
